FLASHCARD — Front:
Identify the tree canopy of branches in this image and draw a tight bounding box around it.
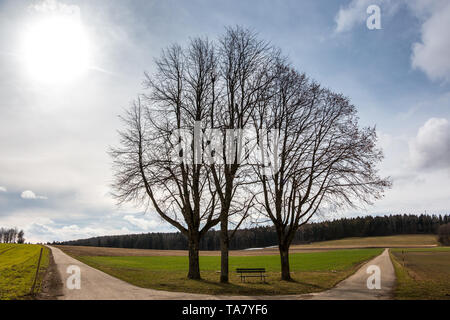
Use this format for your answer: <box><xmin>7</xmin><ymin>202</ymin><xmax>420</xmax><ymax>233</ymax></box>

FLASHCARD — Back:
<box><xmin>208</xmin><ymin>26</ymin><xmax>278</xmax><ymax>282</ymax></box>
<box><xmin>112</xmin><ymin>27</ymin><xmax>278</xmax><ymax>282</ymax></box>
<box><xmin>111</xmin><ymin>40</ymin><xmax>221</xmax><ymax>279</ymax></box>
<box><xmin>252</xmin><ymin>63</ymin><xmax>391</xmax><ymax>280</ymax></box>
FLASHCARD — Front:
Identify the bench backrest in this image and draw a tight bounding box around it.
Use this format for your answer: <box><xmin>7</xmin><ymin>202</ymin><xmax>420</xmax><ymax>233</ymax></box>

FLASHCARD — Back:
<box><xmin>236</xmin><ymin>268</ymin><xmax>266</xmax><ymax>273</ymax></box>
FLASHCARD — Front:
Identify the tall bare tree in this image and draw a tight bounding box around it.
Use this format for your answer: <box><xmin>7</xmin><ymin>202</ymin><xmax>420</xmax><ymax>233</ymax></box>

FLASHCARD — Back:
<box><xmin>208</xmin><ymin>26</ymin><xmax>278</xmax><ymax>283</ymax></box>
<box><xmin>111</xmin><ymin>40</ymin><xmax>221</xmax><ymax>279</ymax></box>
<box><xmin>253</xmin><ymin>63</ymin><xmax>391</xmax><ymax>280</ymax></box>
<box><xmin>17</xmin><ymin>230</ymin><xmax>25</xmax><ymax>244</ymax></box>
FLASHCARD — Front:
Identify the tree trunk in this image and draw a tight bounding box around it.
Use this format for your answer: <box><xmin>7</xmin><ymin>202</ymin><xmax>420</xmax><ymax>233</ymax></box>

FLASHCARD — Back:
<box><xmin>279</xmin><ymin>244</ymin><xmax>291</xmax><ymax>281</ymax></box>
<box><xmin>220</xmin><ymin>216</ymin><xmax>229</xmax><ymax>283</ymax></box>
<box><xmin>187</xmin><ymin>233</ymin><xmax>201</xmax><ymax>279</ymax></box>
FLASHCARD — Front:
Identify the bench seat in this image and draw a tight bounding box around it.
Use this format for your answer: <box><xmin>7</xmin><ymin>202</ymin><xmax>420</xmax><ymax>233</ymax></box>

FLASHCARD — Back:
<box><xmin>236</xmin><ymin>268</ymin><xmax>266</xmax><ymax>283</ymax></box>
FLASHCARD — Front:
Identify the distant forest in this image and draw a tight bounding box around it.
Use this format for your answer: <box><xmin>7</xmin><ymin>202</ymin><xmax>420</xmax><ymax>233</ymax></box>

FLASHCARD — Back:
<box><xmin>53</xmin><ymin>214</ymin><xmax>449</xmax><ymax>250</ymax></box>
<box><xmin>0</xmin><ymin>227</ymin><xmax>25</xmax><ymax>244</ymax></box>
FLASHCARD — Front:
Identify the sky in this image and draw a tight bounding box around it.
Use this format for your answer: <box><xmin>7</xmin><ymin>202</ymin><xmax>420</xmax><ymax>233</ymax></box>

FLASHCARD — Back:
<box><xmin>0</xmin><ymin>0</ymin><xmax>449</xmax><ymax>243</ymax></box>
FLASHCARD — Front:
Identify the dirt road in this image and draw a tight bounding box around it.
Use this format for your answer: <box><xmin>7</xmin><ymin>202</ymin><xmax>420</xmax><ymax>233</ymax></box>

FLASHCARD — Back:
<box><xmin>304</xmin><ymin>248</ymin><xmax>395</xmax><ymax>300</ymax></box>
<box><xmin>48</xmin><ymin>246</ymin><xmax>395</xmax><ymax>300</ymax></box>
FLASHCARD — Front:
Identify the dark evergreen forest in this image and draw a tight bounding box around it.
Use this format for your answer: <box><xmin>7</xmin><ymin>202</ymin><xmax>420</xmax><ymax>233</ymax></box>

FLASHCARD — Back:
<box><xmin>53</xmin><ymin>214</ymin><xmax>449</xmax><ymax>250</ymax></box>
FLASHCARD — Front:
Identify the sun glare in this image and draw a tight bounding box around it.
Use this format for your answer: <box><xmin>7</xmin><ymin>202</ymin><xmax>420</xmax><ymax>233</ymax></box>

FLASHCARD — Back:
<box><xmin>21</xmin><ymin>15</ymin><xmax>90</xmax><ymax>84</ymax></box>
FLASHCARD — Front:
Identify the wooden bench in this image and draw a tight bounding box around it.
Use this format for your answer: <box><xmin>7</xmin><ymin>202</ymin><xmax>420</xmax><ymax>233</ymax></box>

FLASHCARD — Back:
<box><xmin>236</xmin><ymin>268</ymin><xmax>266</xmax><ymax>282</ymax></box>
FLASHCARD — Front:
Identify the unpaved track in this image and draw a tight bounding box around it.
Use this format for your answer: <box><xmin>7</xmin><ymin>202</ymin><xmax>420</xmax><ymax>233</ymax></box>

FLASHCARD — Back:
<box><xmin>48</xmin><ymin>246</ymin><xmax>395</xmax><ymax>300</ymax></box>
<box><xmin>305</xmin><ymin>248</ymin><xmax>395</xmax><ymax>300</ymax></box>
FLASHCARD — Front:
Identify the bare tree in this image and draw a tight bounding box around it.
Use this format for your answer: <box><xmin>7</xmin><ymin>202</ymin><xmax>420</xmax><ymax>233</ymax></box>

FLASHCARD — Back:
<box><xmin>111</xmin><ymin>40</ymin><xmax>221</xmax><ymax>279</ymax></box>
<box><xmin>253</xmin><ymin>63</ymin><xmax>391</xmax><ymax>281</ymax></box>
<box><xmin>17</xmin><ymin>230</ymin><xmax>25</xmax><ymax>244</ymax></box>
<box><xmin>208</xmin><ymin>26</ymin><xmax>278</xmax><ymax>283</ymax></box>
<box><xmin>111</xmin><ymin>28</ymin><xmax>272</xmax><ymax>282</ymax></box>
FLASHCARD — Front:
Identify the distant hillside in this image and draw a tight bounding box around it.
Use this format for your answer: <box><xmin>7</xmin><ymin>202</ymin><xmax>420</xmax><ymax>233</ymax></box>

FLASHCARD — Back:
<box><xmin>52</xmin><ymin>214</ymin><xmax>449</xmax><ymax>250</ymax></box>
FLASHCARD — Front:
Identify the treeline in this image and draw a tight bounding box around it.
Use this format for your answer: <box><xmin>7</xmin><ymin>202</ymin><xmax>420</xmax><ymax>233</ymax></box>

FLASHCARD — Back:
<box><xmin>53</xmin><ymin>214</ymin><xmax>449</xmax><ymax>250</ymax></box>
<box><xmin>0</xmin><ymin>227</ymin><xmax>25</xmax><ymax>244</ymax></box>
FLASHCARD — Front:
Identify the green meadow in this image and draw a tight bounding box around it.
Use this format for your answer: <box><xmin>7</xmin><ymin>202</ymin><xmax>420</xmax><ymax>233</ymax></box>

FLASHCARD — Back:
<box><xmin>72</xmin><ymin>248</ymin><xmax>383</xmax><ymax>295</ymax></box>
<box><xmin>0</xmin><ymin>244</ymin><xmax>49</xmax><ymax>300</ymax></box>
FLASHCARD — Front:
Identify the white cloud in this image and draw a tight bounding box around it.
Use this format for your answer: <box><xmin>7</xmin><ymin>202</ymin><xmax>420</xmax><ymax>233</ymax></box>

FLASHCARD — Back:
<box><xmin>21</xmin><ymin>190</ymin><xmax>48</xmax><ymax>200</ymax></box>
<box><xmin>0</xmin><ymin>208</ymin><xmax>139</xmax><ymax>243</ymax></box>
<box><xmin>0</xmin><ymin>186</ymin><xmax>6</xmax><ymax>192</ymax></box>
<box><xmin>123</xmin><ymin>214</ymin><xmax>159</xmax><ymax>230</ymax></box>
<box><xmin>30</xmin><ymin>0</ymin><xmax>80</xmax><ymax>18</ymax></box>
<box><xmin>411</xmin><ymin>2</ymin><xmax>450</xmax><ymax>82</ymax></box>
<box><xmin>335</xmin><ymin>0</ymin><xmax>373</xmax><ymax>33</ymax></box>
<box><xmin>409</xmin><ymin>118</ymin><xmax>450</xmax><ymax>170</ymax></box>
<box><xmin>27</xmin><ymin>221</ymin><xmax>131</xmax><ymax>243</ymax></box>
<box><xmin>334</xmin><ymin>0</ymin><xmax>450</xmax><ymax>81</ymax></box>
<box><xmin>334</xmin><ymin>0</ymin><xmax>400</xmax><ymax>33</ymax></box>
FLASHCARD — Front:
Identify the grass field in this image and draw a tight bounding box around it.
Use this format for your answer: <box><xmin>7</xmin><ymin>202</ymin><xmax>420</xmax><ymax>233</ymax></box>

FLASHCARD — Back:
<box><xmin>63</xmin><ymin>248</ymin><xmax>383</xmax><ymax>295</ymax></box>
<box><xmin>0</xmin><ymin>244</ymin><xmax>49</xmax><ymax>300</ymax></box>
<box><xmin>390</xmin><ymin>247</ymin><xmax>450</xmax><ymax>300</ymax></box>
<box><xmin>291</xmin><ymin>234</ymin><xmax>438</xmax><ymax>249</ymax></box>
<box><xmin>55</xmin><ymin>234</ymin><xmax>438</xmax><ymax>259</ymax></box>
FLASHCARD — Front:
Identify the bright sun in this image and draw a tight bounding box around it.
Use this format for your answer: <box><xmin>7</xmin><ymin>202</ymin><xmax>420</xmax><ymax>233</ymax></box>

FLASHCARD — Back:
<box><xmin>21</xmin><ymin>15</ymin><xmax>90</xmax><ymax>84</ymax></box>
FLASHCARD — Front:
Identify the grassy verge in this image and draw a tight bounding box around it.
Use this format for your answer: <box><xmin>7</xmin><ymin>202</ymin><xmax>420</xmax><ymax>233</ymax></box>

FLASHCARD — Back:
<box><xmin>293</xmin><ymin>234</ymin><xmax>438</xmax><ymax>248</ymax></box>
<box><xmin>66</xmin><ymin>248</ymin><xmax>382</xmax><ymax>295</ymax></box>
<box><xmin>0</xmin><ymin>244</ymin><xmax>50</xmax><ymax>300</ymax></box>
<box><xmin>390</xmin><ymin>247</ymin><xmax>450</xmax><ymax>300</ymax></box>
